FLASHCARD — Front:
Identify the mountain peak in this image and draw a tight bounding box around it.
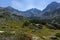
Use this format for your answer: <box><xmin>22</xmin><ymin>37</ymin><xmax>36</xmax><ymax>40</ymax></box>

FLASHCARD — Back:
<box><xmin>43</xmin><ymin>1</ymin><xmax>60</xmax><ymax>12</ymax></box>
<box><xmin>51</xmin><ymin>1</ymin><xmax>58</xmax><ymax>4</ymax></box>
<box><xmin>5</xmin><ymin>6</ymin><xmax>14</xmax><ymax>9</ymax></box>
<box><xmin>4</xmin><ymin>6</ymin><xmax>20</xmax><ymax>12</ymax></box>
<box><xmin>30</xmin><ymin>8</ymin><xmax>39</xmax><ymax>10</ymax></box>
<box><xmin>48</xmin><ymin>1</ymin><xmax>59</xmax><ymax>6</ymax></box>
<box><xmin>26</xmin><ymin>8</ymin><xmax>41</xmax><ymax>12</ymax></box>
<box><xmin>50</xmin><ymin>1</ymin><xmax>59</xmax><ymax>5</ymax></box>
<box><xmin>24</xmin><ymin>8</ymin><xmax>41</xmax><ymax>16</ymax></box>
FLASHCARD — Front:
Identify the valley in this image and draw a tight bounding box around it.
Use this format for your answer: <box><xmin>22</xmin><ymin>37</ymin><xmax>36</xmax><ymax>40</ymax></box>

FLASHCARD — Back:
<box><xmin>0</xmin><ymin>1</ymin><xmax>60</xmax><ymax>40</ymax></box>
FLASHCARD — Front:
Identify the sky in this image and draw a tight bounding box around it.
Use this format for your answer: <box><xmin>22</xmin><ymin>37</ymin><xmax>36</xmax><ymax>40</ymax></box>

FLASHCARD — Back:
<box><xmin>0</xmin><ymin>0</ymin><xmax>60</xmax><ymax>11</ymax></box>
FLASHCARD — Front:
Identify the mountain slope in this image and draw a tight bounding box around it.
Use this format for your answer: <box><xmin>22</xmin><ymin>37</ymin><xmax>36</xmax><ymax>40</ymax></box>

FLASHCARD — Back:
<box><xmin>0</xmin><ymin>7</ymin><xmax>24</xmax><ymax>24</ymax></box>
<box><xmin>40</xmin><ymin>2</ymin><xmax>60</xmax><ymax>19</ymax></box>
<box><xmin>4</xmin><ymin>7</ymin><xmax>41</xmax><ymax>18</ymax></box>
<box><xmin>24</xmin><ymin>8</ymin><xmax>41</xmax><ymax>17</ymax></box>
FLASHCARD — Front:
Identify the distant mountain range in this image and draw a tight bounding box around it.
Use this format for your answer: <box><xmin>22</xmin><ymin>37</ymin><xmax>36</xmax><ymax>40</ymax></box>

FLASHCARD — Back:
<box><xmin>0</xmin><ymin>1</ymin><xmax>60</xmax><ymax>23</ymax></box>
<box><xmin>4</xmin><ymin>6</ymin><xmax>41</xmax><ymax>18</ymax></box>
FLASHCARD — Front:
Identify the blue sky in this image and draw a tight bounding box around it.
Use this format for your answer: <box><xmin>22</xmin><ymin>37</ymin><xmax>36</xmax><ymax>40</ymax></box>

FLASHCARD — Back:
<box><xmin>0</xmin><ymin>0</ymin><xmax>60</xmax><ymax>11</ymax></box>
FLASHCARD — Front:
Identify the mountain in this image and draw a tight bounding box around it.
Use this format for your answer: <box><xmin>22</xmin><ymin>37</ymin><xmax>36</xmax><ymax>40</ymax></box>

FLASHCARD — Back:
<box><xmin>0</xmin><ymin>7</ymin><xmax>24</xmax><ymax>23</ymax></box>
<box><xmin>4</xmin><ymin>6</ymin><xmax>41</xmax><ymax>18</ymax></box>
<box><xmin>24</xmin><ymin>8</ymin><xmax>41</xmax><ymax>17</ymax></box>
<box><xmin>2</xmin><ymin>2</ymin><xmax>60</xmax><ymax>20</ymax></box>
<box><xmin>0</xmin><ymin>7</ymin><xmax>25</xmax><ymax>31</ymax></box>
<box><xmin>4</xmin><ymin>6</ymin><xmax>23</xmax><ymax>15</ymax></box>
<box><xmin>25</xmin><ymin>8</ymin><xmax>41</xmax><ymax>14</ymax></box>
<box><xmin>0</xmin><ymin>2</ymin><xmax>60</xmax><ymax>40</ymax></box>
<box><xmin>39</xmin><ymin>2</ymin><xmax>60</xmax><ymax>23</ymax></box>
<box><xmin>43</xmin><ymin>2</ymin><xmax>60</xmax><ymax>12</ymax></box>
<box><xmin>52</xmin><ymin>8</ymin><xmax>60</xmax><ymax>23</ymax></box>
<box><xmin>40</xmin><ymin>2</ymin><xmax>60</xmax><ymax>19</ymax></box>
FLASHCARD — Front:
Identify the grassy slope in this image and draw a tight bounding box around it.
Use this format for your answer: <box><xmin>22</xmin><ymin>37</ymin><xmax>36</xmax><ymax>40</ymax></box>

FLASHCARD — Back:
<box><xmin>0</xmin><ymin>8</ymin><xmax>60</xmax><ymax>40</ymax></box>
<box><xmin>0</xmin><ymin>21</ymin><xmax>60</xmax><ymax>40</ymax></box>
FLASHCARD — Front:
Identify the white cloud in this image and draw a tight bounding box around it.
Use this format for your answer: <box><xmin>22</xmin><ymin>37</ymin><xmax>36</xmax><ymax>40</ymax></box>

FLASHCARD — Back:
<box><xmin>11</xmin><ymin>0</ymin><xmax>26</xmax><ymax>11</ymax></box>
<box><xmin>10</xmin><ymin>0</ymin><xmax>36</xmax><ymax>11</ymax></box>
<box><xmin>10</xmin><ymin>0</ymin><xmax>60</xmax><ymax>11</ymax></box>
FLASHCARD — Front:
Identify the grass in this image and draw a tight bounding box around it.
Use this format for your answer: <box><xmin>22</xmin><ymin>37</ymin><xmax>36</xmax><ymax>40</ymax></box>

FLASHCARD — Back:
<box><xmin>0</xmin><ymin>21</ymin><xmax>60</xmax><ymax>40</ymax></box>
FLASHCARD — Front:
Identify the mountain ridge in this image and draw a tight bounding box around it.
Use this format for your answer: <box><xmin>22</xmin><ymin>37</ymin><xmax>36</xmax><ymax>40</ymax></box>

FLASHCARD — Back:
<box><xmin>0</xmin><ymin>1</ymin><xmax>60</xmax><ymax>20</ymax></box>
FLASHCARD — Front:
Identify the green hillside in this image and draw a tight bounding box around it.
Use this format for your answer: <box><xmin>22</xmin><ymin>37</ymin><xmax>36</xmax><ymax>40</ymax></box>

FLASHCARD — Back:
<box><xmin>0</xmin><ymin>7</ymin><xmax>60</xmax><ymax>40</ymax></box>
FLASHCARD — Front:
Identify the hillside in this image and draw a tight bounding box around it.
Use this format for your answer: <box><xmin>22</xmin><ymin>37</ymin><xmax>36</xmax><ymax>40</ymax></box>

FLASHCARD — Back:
<box><xmin>4</xmin><ymin>6</ymin><xmax>41</xmax><ymax>18</ymax></box>
<box><xmin>40</xmin><ymin>2</ymin><xmax>60</xmax><ymax>18</ymax></box>
<box><xmin>0</xmin><ymin>1</ymin><xmax>60</xmax><ymax>40</ymax></box>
